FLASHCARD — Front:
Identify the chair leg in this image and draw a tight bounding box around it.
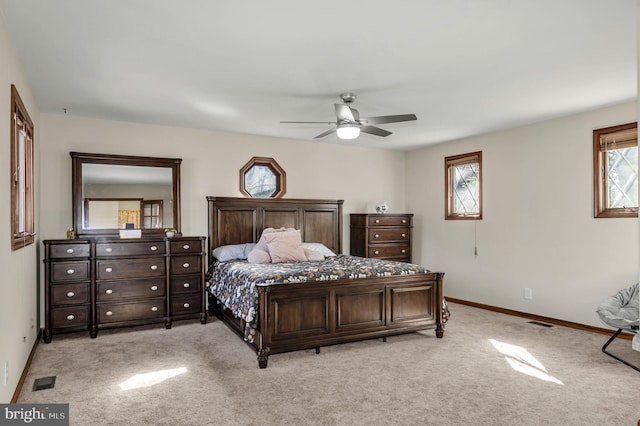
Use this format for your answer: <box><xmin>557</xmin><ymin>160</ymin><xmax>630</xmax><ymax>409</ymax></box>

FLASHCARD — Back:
<box><xmin>602</xmin><ymin>328</ymin><xmax>640</xmax><ymax>373</ymax></box>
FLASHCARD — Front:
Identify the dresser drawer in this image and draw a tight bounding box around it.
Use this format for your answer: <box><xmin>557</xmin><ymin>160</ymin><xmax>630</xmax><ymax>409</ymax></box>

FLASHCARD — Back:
<box><xmin>368</xmin><ymin>215</ymin><xmax>411</xmax><ymax>227</ymax></box>
<box><xmin>96</xmin><ymin>258</ymin><xmax>165</xmax><ymax>279</ymax></box>
<box><xmin>368</xmin><ymin>244</ymin><xmax>410</xmax><ymax>260</ymax></box>
<box><xmin>171</xmin><ymin>295</ymin><xmax>201</xmax><ymax>316</ymax></box>
<box><xmin>51</xmin><ymin>306</ymin><xmax>89</xmax><ymax>330</ymax></box>
<box><xmin>97</xmin><ymin>278</ymin><xmax>166</xmax><ymax>302</ymax></box>
<box><xmin>49</xmin><ymin>243</ymin><xmax>90</xmax><ymax>259</ymax></box>
<box><xmin>97</xmin><ymin>299</ymin><xmax>166</xmax><ymax>324</ymax></box>
<box><xmin>170</xmin><ymin>239</ymin><xmax>202</xmax><ymax>254</ymax></box>
<box><xmin>170</xmin><ymin>275</ymin><xmax>202</xmax><ymax>295</ymax></box>
<box><xmin>96</xmin><ymin>241</ymin><xmax>166</xmax><ymax>257</ymax></box>
<box><xmin>368</xmin><ymin>228</ymin><xmax>410</xmax><ymax>243</ymax></box>
<box><xmin>51</xmin><ymin>283</ymin><xmax>89</xmax><ymax>305</ymax></box>
<box><xmin>51</xmin><ymin>261</ymin><xmax>90</xmax><ymax>282</ymax></box>
<box><xmin>171</xmin><ymin>256</ymin><xmax>201</xmax><ymax>275</ymax></box>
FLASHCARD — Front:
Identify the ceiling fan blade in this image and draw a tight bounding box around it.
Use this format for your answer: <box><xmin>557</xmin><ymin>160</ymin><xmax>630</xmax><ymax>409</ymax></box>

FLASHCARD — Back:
<box><xmin>335</xmin><ymin>104</ymin><xmax>356</xmax><ymax>122</ymax></box>
<box><xmin>363</xmin><ymin>114</ymin><xmax>417</xmax><ymax>125</ymax></box>
<box><xmin>360</xmin><ymin>126</ymin><xmax>392</xmax><ymax>137</ymax></box>
<box><xmin>314</xmin><ymin>128</ymin><xmax>337</xmax><ymax>139</ymax></box>
<box><xmin>280</xmin><ymin>121</ymin><xmax>335</xmax><ymax>124</ymax></box>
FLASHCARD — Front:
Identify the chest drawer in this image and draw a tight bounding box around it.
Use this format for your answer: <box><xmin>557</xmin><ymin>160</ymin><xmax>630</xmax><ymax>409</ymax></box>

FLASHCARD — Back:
<box><xmin>51</xmin><ymin>283</ymin><xmax>89</xmax><ymax>305</ymax></box>
<box><xmin>368</xmin><ymin>228</ymin><xmax>410</xmax><ymax>243</ymax></box>
<box><xmin>50</xmin><ymin>243</ymin><xmax>90</xmax><ymax>259</ymax></box>
<box><xmin>97</xmin><ymin>278</ymin><xmax>166</xmax><ymax>302</ymax></box>
<box><xmin>368</xmin><ymin>244</ymin><xmax>410</xmax><ymax>260</ymax></box>
<box><xmin>170</xmin><ymin>275</ymin><xmax>202</xmax><ymax>294</ymax></box>
<box><xmin>170</xmin><ymin>239</ymin><xmax>202</xmax><ymax>254</ymax></box>
<box><xmin>97</xmin><ymin>258</ymin><xmax>165</xmax><ymax>280</ymax></box>
<box><xmin>368</xmin><ymin>215</ymin><xmax>411</xmax><ymax>227</ymax></box>
<box><xmin>96</xmin><ymin>241</ymin><xmax>165</xmax><ymax>257</ymax></box>
<box><xmin>51</xmin><ymin>261</ymin><xmax>90</xmax><ymax>282</ymax></box>
<box><xmin>171</xmin><ymin>255</ymin><xmax>202</xmax><ymax>275</ymax></box>
<box><xmin>97</xmin><ymin>299</ymin><xmax>166</xmax><ymax>324</ymax></box>
<box><xmin>51</xmin><ymin>306</ymin><xmax>89</xmax><ymax>330</ymax></box>
<box><xmin>171</xmin><ymin>295</ymin><xmax>201</xmax><ymax>315</ymax></box>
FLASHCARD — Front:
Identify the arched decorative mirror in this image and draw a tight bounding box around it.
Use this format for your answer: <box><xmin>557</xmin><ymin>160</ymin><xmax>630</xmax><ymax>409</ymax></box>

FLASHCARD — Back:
<box><xmin>239</xmin><ymin>156</ymin><xmax>286</xmax><ymax>198</ymax></box>
<box><xmin>71</xmin><ymin>152</ymin><xmax>181</xmax><ymax>237</ymax></box>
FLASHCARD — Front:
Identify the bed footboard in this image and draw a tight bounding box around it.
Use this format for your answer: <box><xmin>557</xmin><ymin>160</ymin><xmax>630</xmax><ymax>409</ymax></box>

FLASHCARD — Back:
<box><xmin>210</xmin><ymin>271</ymin><xmax>444</xmax><ymax>368</ymax></box>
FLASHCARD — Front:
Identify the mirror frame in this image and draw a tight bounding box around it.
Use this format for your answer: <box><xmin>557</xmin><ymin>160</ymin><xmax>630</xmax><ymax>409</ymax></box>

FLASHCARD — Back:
<box><xmin>70</xmin><ymin>152</ymin><xmax>182</xmax><ymax>238</ymax></box>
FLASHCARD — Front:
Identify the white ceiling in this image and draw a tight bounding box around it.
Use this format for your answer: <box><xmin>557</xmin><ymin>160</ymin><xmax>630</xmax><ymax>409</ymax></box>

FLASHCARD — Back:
<box><xmin>0</xmin><ymin>1</ymin><xmax>636</xmax><ymax>150</ymax></box>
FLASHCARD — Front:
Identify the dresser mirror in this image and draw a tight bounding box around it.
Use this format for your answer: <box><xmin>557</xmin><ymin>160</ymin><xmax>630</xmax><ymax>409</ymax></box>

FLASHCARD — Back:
<box><xmin>71</xmin><ymin>152</ymin><xmax>182</xmax><ymax>237</ymax></box>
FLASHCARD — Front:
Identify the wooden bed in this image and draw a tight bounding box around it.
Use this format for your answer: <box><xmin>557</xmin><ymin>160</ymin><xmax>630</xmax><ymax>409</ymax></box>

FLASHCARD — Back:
<box><xmin>206</xmin><ymin>196</ymin><xmax>445</xmax><ymax>368</ymax></box>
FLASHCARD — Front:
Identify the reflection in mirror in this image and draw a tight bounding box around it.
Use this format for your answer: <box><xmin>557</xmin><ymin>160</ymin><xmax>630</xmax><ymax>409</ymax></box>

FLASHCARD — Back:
<box><xmin>82</xmin><ymin>164</ymin><xmax>173</xmax><ymax>229</ymax></box>
<box><xmin>71</xmin><ymin>152</ymin><xmax>181</xmax><ymax>238</ymax></box>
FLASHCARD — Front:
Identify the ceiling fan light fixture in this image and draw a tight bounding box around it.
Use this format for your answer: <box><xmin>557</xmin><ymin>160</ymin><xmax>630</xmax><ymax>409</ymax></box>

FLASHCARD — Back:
<box><xmin>336</xmin><ymin>123</ymin><xmax>360</xmax><ymax>140</ymax></box>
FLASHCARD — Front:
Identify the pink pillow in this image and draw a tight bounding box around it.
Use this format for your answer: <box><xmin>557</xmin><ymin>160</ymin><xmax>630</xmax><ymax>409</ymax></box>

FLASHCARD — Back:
<box><xmin>304</xmin><ymin>248</ymin><xmax>324</xmax><ymax>261</ymax></box>
<box><xmin>264</xmin><ymin>230</ymin><xmax>307</xmax><ymax>263</ymax></box>
<box><xmin>247</xmin><ymin>248</ymin><xmax>271</xmax><ymax>264</ymax></box>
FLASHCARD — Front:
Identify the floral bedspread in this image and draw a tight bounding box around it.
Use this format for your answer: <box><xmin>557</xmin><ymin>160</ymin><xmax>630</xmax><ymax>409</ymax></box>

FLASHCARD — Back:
<box><xmin>205</xmin><ymin>254</ymin><xmax>430</xmax><ymax>342</ymax></box>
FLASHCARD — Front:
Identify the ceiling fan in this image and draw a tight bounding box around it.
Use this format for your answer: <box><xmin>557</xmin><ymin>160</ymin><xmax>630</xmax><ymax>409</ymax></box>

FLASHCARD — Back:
<box><xmin>281</xmin><ymin>93</ymin><xmax>417</xmax><ymax>140</ymax></box>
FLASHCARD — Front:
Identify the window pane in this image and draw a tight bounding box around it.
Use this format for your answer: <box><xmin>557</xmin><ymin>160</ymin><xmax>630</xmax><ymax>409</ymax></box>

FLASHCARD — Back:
<box><xmin>606</xmin><ymin>146</ymin><xmax>638</xmax><ymax>209</ymax></box>
<box><xmin>18</xmin><ymin>130</ymin><xmax>26</xmax><ymax>232</ymax></box>
<box><xmin>453</xmin><ymin>163</ymin><xmax>480</xmax><ymax>214</ymax></box>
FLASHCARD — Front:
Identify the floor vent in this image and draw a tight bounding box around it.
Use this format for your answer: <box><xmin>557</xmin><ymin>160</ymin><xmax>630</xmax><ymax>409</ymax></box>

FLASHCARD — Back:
<box><xmin>33</xmin><ymin>376</ymin><xmax>56</xmax><ymax>391</ymax></box>
<box><xmin>529</xmin><ymin>321</ymin><xmax>553</xmax><ymax>328</ymax></box>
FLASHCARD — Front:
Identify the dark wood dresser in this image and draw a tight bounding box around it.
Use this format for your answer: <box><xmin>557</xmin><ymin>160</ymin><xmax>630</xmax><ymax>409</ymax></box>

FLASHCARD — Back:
<box><xmin>43</xmin><ymin>236</ymin><xmax>206</xmax><ymax>343</ymax></box>
<box><xmin>350</xmin><ymin>213</ymin><xmax>413</xmax><ymax>262</ymax></box>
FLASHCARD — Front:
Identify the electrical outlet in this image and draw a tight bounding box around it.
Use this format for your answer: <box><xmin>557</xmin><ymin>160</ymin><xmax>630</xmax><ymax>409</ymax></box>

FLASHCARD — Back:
<box><xmin>4</xmin><ymin>361</ymin><xmax>8</xmax><ymax>385</ymax></box>
<box><xmin>524</xmin><ymin>288</ymin><xmax>533</xmax><ymax>300</ymax></box>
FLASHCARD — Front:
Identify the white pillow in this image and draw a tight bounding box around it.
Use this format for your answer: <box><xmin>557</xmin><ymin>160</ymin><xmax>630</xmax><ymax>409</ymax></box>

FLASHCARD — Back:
<box><xmin>247</xmin><ymin>248</ymin><xmax>271</xmax><ymax>264</ymax></box>
<box><xmin>301</xmin><ymin>242</ymin><xmax>336</xmax><ymax>257</ymax></box>
<box><xmin>212</xmin><ymin>243</ymin><xmax>256</xmax><ymax>261</ymax></box>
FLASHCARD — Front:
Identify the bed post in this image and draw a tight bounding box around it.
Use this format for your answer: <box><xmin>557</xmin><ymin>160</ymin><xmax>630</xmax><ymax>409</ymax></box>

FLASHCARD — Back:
<box><xmin>435</xmin><ymin>272</ymin><xmax>445</xmax><ymax>338</ymax></box>
<box><xmin>257</xmin><ymin>286</ymin><xmax>271</xmax><ymax>368</ymax></box>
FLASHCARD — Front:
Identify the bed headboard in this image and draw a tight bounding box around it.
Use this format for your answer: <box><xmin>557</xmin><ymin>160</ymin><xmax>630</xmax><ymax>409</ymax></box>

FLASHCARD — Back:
<box><xmin>206</xmin><ymin>196</ymin><xmax>344</xmax><ymax>261</ymax></box>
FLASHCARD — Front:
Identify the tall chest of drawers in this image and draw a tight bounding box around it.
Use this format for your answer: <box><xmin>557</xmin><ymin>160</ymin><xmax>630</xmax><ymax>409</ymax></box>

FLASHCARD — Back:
<box><xmin>350</xmin><ymin>214</ymin><xmax>413</xmax><ymax>263</ymax></box>
<box><xmin>43</xmin><ymin>236</ymin><xmax>206</xmax><ymax>343</ymax></box>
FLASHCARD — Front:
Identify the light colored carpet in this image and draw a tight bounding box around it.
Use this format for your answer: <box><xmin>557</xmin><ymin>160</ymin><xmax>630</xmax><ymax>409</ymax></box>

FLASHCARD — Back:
<box><xmin>18</xmin><ymin>303</ymin><xmax>640</xmax><ymax>425</ymax></box>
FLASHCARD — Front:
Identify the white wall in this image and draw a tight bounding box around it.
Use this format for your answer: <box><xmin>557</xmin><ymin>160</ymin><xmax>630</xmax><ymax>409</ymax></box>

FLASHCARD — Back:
<box><xmin>39</xmin><ymin>114</ymin><xmax>408</xmax><ymax>250</ymax></box>
<box><xmin>406</xmin><ymin>102</ymin><xmax>638</xmax><ymax>328</ymax></box>
<box><xmin>0</xmin><ymin>12</ymin><xmax>40</xmax><ymax>403</ymax></box>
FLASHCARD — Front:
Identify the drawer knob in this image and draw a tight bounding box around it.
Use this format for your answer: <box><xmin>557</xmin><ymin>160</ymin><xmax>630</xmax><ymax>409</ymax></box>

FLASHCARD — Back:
<box><xmin>402</xmin><ymin>219</ymin><xmax>407</xmax><ymax>223</ymax></box>
<box><xmin>66</xmin><ymin>314</ymin><xmax>75</xmax><ymax>321</ymax></box>
<box><xmin>105</xmin><ymin>267</ymin><xmax>113</xmax><ymax>273</ymax></box>
<box><xmin>183</xmin><ymin>262</ymin><xmax>190</xmax><ymax>268</ymax></box>
<box><xmin>375</xmin><ymin>219</ymin><xmax>380</xmax><ymax>223</ymax></box>
<box><xmin>105</xmin><ymin>247</ymin><xmax>113</xmax><ymax>253</ymax></box>
<box><xmin>105</xmin><ymin>289</ymin><xmax>113</xmax><ymax>295</ymax></box>
<box><xmin>66</xmin><ymin>248</ymin><xmax>74</xmax><ymax>254</ymax></box>
<box><xmin>374</xmin><ymin>234</ymin><xmax>380</xmax><ymax>238</ymax></box>
<box><xmin>151</xmin><ymin>306</ymin><xmax>158</xmax><ymax>312</ymax></box>
<box><xmin>151</xmin><ymin>285</ymin><xmax>158</xmax><ymax>291</ymax></box>
<box><xmin>66</xmin><ymin>269</ymin><xmax>75</xmax><ymax>275</ymax></box>
<box><xmin>374</xmin><ymin>250</ymin><xmax>380</xmax><ymax>255</ymax></box>
<box><xmin>402</xmin><ymin>233</ymin><xmax>407</xmax><ymax>238</ymax></box>
<box><xmin>183</xmin><ymin>303</ymin><xmax>190</xmax><ymax>308</ymax></box>
<box><xmin>151</xmin><ymin>265</ymin><xmax>158</xmax><ymax>270</ymax></box>
<box><xmin>106</xmin><ymin>311</ymin><xmax>113</xmax><ymax>316</ymax></box>
<box><xmin>66</xmin><ymin>291</ymin><xmax>75</xmax><ymax>297</ymax></box>
<box><xmin>183</xmin><ymin>283</ymin><xmax>190</xmax><ymax>288</ymax></box>
<box><xmin>150</xmin><ymin>246</ymin><xmax>158</xmax><ymax>251</ymax></box>
<box><xmin>183</xmin><ymin>244</ymin><xmax>190</xmax><ymax>250</ymax></box>
<box><xmin>401</xmin><ymin>249</ymin><xmax>406</xmax><ymax>254</ymax></box>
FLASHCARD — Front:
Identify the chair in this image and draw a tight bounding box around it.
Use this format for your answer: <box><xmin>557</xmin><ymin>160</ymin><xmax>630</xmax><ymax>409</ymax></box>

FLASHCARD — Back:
<box><xmin>596</xmin><ymin>283</ymin><xmax>640</xmax><ymax>372</ymax></box>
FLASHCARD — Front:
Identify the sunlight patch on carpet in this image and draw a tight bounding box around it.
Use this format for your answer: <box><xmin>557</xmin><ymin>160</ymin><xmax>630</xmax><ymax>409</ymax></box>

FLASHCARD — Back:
<box><xmin>489</xmin><ymin>339</ymin><xmax>563</xmax><ymax>385</ymax></box>
<box><xmin>119</xmin><ymin>367</ymin><xmax>188</xmax><ymax>390</ymax></box>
